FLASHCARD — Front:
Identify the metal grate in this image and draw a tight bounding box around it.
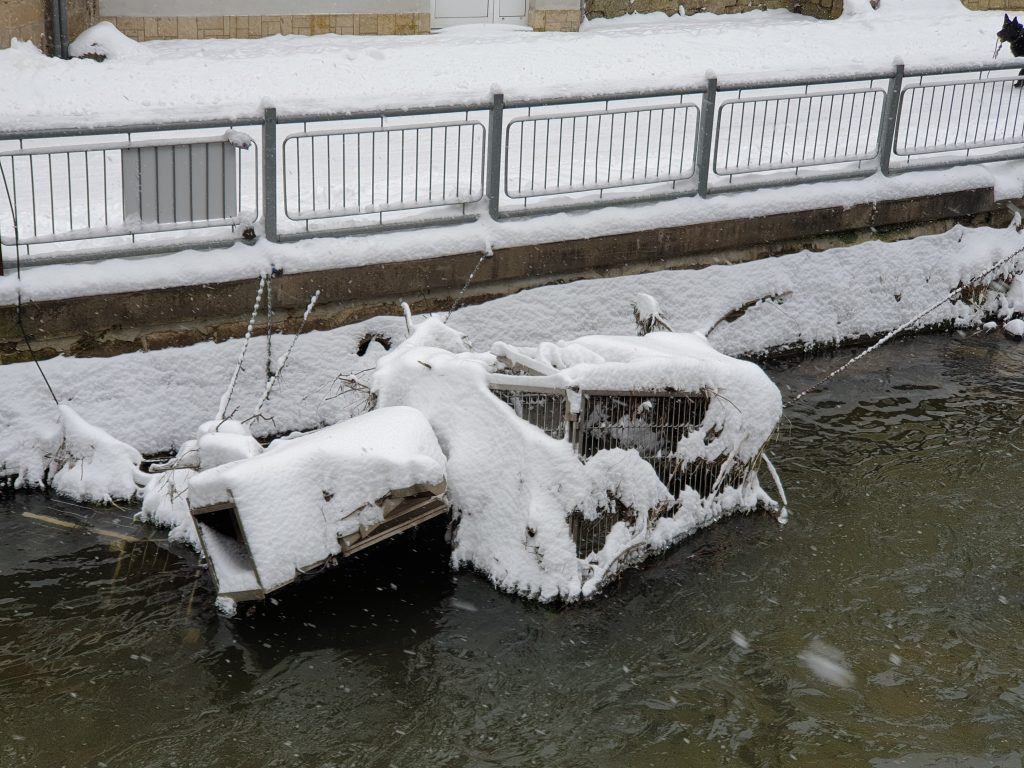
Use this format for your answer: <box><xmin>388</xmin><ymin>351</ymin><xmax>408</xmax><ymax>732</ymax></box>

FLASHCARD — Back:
<box><xmin>489</xmin><ymin>388</ymin><xmax>567</xmax><ymax>440</ymax></box>
<box><xmin>895</xmin><ymin>75</ymin><xmax>1024</xmax><ymax>156</ymax></box>
<box><xmin>715</xmin><ymin>88</ymin><xmax>885</xmax><ymax>175</ymax></box>
<box><xmin>0</xmin><ymin>133</ymin><xmax>258</xmax><ymax>253</ymax></box>
<box><xmin>568</xmin><ymin>390</ymin><xmax>759</xmax><ymax>556</ymax></box>
<box><xmin>572</xmin><ymin>391</ymin><xmax>710</xmax><ymax>460</ymax></box>
<box><xmin>282</xmin><ymin>120</ymin><xmax>485</xmax><ymax>221</ymax></box>
<box><xmin>504</xmin><ymin>103</ymin><xmax>699</xmax><ymax>199</ymax></box>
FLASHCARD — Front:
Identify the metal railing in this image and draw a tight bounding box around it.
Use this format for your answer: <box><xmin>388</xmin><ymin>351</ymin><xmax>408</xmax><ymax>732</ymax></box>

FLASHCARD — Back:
<box><xmin>0</xmin><ymin>121</ymin><xmax>260</xmax><ymax>270</ymax></box>
<box><xmin>4</xmin><ymin>60</ymin><xmax>1024</xmax><ymax>273</ymax></box>
<box><xmin>714</xmin><ymin>87</ymin><xmax>885</xmax><ymax>175</ymax></box>
<box><xmin>890</xmin><ymin>69</ymin><xmax>1024</xmax><ymax>171</ymax></box>
<box><xmin>492</xmin><ymin>88</ymin><xmax>707</xmax><ymax>217</ymax></box>
<box><xmin>268</xmin><ymin>104</ymin><xmax>490</xmax><ymax>242</ymax></box>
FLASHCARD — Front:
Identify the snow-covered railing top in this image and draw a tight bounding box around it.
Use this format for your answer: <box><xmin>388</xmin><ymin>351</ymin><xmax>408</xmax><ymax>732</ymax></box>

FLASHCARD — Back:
<box><xmin>3</xmin><ymin>60</ymin><xmax>1023</xmax><ymax>274</ymax></box>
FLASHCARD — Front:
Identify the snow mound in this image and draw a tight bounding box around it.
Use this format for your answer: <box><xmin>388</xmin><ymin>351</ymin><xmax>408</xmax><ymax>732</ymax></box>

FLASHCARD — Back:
<box><xmin>188</xmin><ymin>407</ymin><xmax>447</xmax><ymax>595</ymax></box>
<box><xmin>137</xmin><ymin>418</ymin><xmax>260</xmax><ymax>547</ymax></box>
<box><xmin>372</xmin><ymin>319</ymin><xmax>782</xmax><ymax>601</ymax></box>
<box><xmin>47</xmin><ymin>404</ymin><xmax>147</xmax><ymax>504</ymax></box>
<box><xmin>69</xmin><ymin>22</ymin><xmax>147</xmax><ymax>61</ymax></box>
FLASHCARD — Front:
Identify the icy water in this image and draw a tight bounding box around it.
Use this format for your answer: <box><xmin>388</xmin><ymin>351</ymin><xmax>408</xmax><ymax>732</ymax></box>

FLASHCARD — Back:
<box><xmin>2</xmin><ymin>332</ymin><xmax>1023</xmax><ymax>768</ymax></box>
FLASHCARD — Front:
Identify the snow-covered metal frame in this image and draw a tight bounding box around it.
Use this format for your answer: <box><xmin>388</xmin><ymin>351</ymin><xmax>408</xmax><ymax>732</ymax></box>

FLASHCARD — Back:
<box><xmin>488</xmin><ymin>379</ymin><xmax>754</xmax><ymax>558</ymax></box>
<box><xmin>490</xmin><ymin>87</ymin><xmax>707</xmax><ymax>218</ymax></box>
<box><xmin>268</xmin><ymin>103</ymin><xmax>490</xmax><ymax>242</ymax></box>
<box><xmin>0</xmin><ymin>120</ymin><xmax>260</xmax><ymax>269</ymax></box>
<box><xmin>704</xmin><ymin>70</ymin><xmax>899</xmax><ymax>194</ymax></box>
<box><xmin>503</xmin><ymin>104</ymin><xmax>701</xmax><ymax>198</ymax></box>
<box><xmin>8</xmin><ymin>61</ymin><xmax>1024</xmax><ymax>271</ymax></box>
<box><xmin>281</xmin><ymin>121</ymin><xmax>486</xmax><ymax>221</ymax></box>
<box><xmin>888</xmin><ymin>63</ymin><xmax>1024</xmax><ymax>173</ymax></box>
<box><xmin>713</xmin><ymin>87</ymin><xmax>886</xmax><ymax>176</ymax></box>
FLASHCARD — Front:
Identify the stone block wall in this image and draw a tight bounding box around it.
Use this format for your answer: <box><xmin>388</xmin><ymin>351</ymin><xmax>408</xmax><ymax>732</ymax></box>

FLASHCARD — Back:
<box><xmin>585</xmin><ymin>0</ymin><xmax>841</xmax><ymax>20</ymax></box>
<box><xmin>0</xmin><ymin>0</ymin><xmax>96</xmax><ymax>52</ymax></box>
<box><xmin>67</xmin><ymin>0</ymin><xmax>97</xmax><ymax>38</ymax></box>
<box><xmin>529</xmin><ymin>9</ymin><xmax>582</xmax><ymax>30</ymax></box>
<box><xmin>0</xmin><ymin>0</ymin><xmax>48</xmax><ymax>49</ymax></box>
<box><xmin>105</xmin><ymin>12</ymin><xmax>430</xmax><ymax>41</ymax></box>
<box><xmin>961</xmin><ymin>1</ymin><xmax>1024</xmax><ymax>9</ymax></box>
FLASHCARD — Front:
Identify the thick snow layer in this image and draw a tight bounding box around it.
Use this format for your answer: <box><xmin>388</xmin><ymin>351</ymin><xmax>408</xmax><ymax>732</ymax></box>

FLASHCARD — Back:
<box><xmin>0</xmin><ymin>1</ymin><xmax>1009</xmax><ymax>131</ymax></box>
<box><xmin>494</xmin><ymin>332</ymin><xmax>781</xmax><ymax>461</ymax></box>
<box><xmin>67</xmin><ymin>21</ymin><xmax>147</xmax><ymax>61</ymax></box>
<box><xmin>187</xmin><ymin>406</ymin><xmax>446</xmax><ymax>594</ymax></box>
<box><xmin>2</xmin><ymin>224</ymin><xmax>1021</xmax><ymax>488</ymax></box>
<box><xmin>0</xmin><ymin>3</ymin><xmax>1021</xmax><ymax>308</ymax></box>
<box><xmin>370</xmin><ymin>320</ymin><xmax>780</xmax><ymax>599</ymax></box>
<box><xmin>136</xmin><ymin>419</ymin><xmax>261</xmax><ymax>547</ymax></box>
<box><xmin>37</xmin><ymin>404</ymin><xmax>147</xmax><ymax>504</ymax></box>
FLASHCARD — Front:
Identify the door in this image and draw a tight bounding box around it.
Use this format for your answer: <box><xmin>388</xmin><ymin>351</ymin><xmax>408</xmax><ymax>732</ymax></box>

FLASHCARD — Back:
<box><xmin>431</xmin><ymin>0</ymin><xmax>529</xmax><ymax>28</ymax></box>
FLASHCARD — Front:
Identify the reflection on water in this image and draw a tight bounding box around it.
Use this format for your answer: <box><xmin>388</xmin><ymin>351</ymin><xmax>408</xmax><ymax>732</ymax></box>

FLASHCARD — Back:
<box><xmin>2</xmin><ymin>333</ymin><xmax>1023</xmax><ymax>768</ymax></box>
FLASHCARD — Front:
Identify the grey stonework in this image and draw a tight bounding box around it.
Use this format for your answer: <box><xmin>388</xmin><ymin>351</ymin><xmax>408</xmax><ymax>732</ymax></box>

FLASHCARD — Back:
<box><xmin>585</xmin><ymin>0</ymin><xmax>841</xmax><ymax>21</ymax></box>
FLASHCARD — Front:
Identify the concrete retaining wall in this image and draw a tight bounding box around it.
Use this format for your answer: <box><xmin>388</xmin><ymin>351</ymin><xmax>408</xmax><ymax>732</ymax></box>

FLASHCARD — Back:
<box><xmin>0</xmin><ymin>187</ymin><xmax>1008</xmax><ymax>364</ymax></box>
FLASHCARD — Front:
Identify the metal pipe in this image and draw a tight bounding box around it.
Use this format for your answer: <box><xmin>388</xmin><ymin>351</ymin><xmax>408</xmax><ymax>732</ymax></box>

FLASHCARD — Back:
<box><xmin>487</xmin><ymin>91</ymin><xmax>504</xmax><ymax>221</ymax></box>
<box><xmin>878</xmin><ymin>62</ymin><xmax>905</xmax><ymax>176</ymax></box>
<box><xmin>50</xmin><ymin>0</ymin><xmax>69</xmax><ymax>59</ymax></box>
<box><xmin>696</xmin><ymin>75</ymin><xmax>717</xmax><ymax>198</ymax></box>
<box><xmin>263</xmin><ymin>107</ymin><xmax>278</xmax><ymax>242</ymax></box>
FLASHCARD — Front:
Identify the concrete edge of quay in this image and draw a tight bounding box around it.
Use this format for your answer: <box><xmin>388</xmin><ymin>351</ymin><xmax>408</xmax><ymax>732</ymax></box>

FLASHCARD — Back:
<box><xmin>0</xmin><ymin>186</ymin><xmax>1012</xmax><ymax>365</ymax></box>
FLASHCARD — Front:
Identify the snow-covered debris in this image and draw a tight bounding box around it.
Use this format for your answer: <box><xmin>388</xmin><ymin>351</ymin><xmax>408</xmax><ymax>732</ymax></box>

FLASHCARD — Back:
<box><xmin>1004</xmin><ymin>318</ymin><xmax>1024</xmax><ymax>339</ymax></box>
<box><xmin>45</xmin><ymin>404</ymin><xmax>148</xmax><ymax>504</ymax></box>
<box><xmin>68</xmin><ymin>22</ymin><xmax>147</xmax><ymax>61</ymax></box>
<box><xmin>632</xmin><ymin>293</ymin><xmax>673</xmax><ymax>335</ymax></box>
<box><xmin>187</xmin><ymin>407</ymin><xmax>447</xmax><ymax>599</ymax></box>
<box><xmin>137</xmin><ymin>419</ymin><xmax>261</xmax><ymax>547</ymax></box>
<box><xmin>372</xmin><ymin>319</ymin><xmax>782</xmax><ymax>601</ymax></box>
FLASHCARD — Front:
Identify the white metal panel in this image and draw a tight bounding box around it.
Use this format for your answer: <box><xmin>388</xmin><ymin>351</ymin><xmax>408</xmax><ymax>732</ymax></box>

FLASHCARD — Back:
<box><xmin>122</xmin><ymin>141</ymin><xmax>237</xmax><ymax>225</ymax></box>
<box><xmin>431</xmin><ymin>0</ymin><xmax>526</xmax><ymax>27</ymax></box>
<box><xmin>496</xmin><ymin>0</ymin><xmax>527</xmax><ymax>20</ymax></box>
<box><xmin>432</xmin><ymin>0</ymin><xmax>490</xmax><ymax>22</ymax></box>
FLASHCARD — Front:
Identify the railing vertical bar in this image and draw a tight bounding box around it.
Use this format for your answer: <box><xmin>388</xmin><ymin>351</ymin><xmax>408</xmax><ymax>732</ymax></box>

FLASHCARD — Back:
<box><xmin>487</xmin><ymin>91</ymin><xmax>503</xmax><ymax>219</ymax></box>
<box><xmin>65</xmin><ymin>152</ymin><xmax>72</xmax><ymax>232</ymax></box>
<box><xmin>696</xmin><ymin>76</ymin><xmax>717</xmax><ymax>197</ymax></box>
<box><xmin>644</xmin><ymin>108</ymin><xmax>653</xmax><ymax>178</ymax></box>
<box><xmin>47</xmin><ymin>153</ymin><xmax>56</xmax><ymax>234</ymax></box>
<box><xmin>877</xmin><ymin>63</ymin><xmax>903</xmax><ymax>176</ymax></box>
<box><xmin>263</xmin><ymin>107</ymin><xmax>277</xmax><ymax>241</ymax></box>
<box><xmin>543</xmin><ymin>118</ymin><xmax>551</xmax><ymax>191</ymax></box>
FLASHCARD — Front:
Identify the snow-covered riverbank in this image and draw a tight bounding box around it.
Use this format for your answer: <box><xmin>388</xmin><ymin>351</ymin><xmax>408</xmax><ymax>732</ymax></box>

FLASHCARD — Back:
<box><xmin>3</xmin><ymin>223</ymin><xmax>1022</xmax><ymax>484</ymax></box>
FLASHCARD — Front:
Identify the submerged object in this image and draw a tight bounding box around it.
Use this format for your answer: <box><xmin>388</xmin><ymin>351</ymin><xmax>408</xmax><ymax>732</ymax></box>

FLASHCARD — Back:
<box><xmin>188</xmin><ymin>407</ymin><xmax>447</xmax><ymax>602</ymax></box>
<box><xmin>189</xmin><ymin>320</ymin><xmax>782</xmax><ymax>607</ymax></box>
<box><xmin>373</xmin><ymin>320</ymin><xmax>783</xmax><ymax>601</ymax></box>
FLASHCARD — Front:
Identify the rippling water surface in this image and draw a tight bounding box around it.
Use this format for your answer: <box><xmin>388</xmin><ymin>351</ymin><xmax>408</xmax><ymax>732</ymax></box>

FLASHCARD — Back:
<box><xmin>2</xmin><ymin>333</ymin><xmax>1023</xmax><ymax>768</ymax></box>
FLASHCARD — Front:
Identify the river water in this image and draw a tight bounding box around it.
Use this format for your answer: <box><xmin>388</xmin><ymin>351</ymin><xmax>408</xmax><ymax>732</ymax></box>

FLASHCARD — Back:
<box><xmin>1</xmin><ymin>332</ymin><xmax>1022</xmax><ymax>768</ymax></box>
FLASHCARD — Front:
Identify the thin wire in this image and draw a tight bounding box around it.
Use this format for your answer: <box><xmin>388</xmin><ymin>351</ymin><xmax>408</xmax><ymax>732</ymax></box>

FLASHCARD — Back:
<box><xmin>787</xmin><ymin>241</ymin><xmax>1024</xmax><ymax>406</ymax></box>
<box><xmin>0</xmin><ymin>160</ymin><xmax>59</xmax><ymax>405</ymax></box>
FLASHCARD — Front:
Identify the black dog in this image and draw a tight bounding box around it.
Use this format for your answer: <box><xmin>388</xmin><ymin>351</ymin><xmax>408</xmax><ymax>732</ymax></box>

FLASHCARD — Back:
<box><xmin>997</xmin><ymin>14</ymin><xmax>1024</xmax><ymax>87</ymax></box>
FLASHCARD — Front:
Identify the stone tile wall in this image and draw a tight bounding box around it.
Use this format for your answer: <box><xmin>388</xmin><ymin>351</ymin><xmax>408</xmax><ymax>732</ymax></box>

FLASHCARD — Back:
<box><xmin>105</xmin><ymin>12</ymin><xmax>431</xmax><ymax>41</ymax></box>
<box><xmin>0</xmin><ymin>0</ymin><xmax>48</xmax><ymax>49</ymax></box>
<box><xmin>67</xmin><ymin>0</ymin><xmax>97</xmax><ymax>39</ymax></box>
<box><xmin>528</xmin><ymin>9</ymin><xmax>582</xmax><ymax>30</ymax></box>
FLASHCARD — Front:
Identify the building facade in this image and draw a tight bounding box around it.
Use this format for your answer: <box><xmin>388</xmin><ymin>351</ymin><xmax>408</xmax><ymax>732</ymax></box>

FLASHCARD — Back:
<box><xmin>1</xmin><ymin>0</ymin><xmax>1017</xmax><ymax>52</ymax></box>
